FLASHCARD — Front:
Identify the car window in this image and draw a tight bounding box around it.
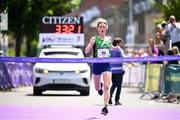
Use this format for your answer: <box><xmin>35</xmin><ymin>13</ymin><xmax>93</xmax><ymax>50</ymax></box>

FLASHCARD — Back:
<box><xmin>41</xmin><ymin>50</ymin><xmax>84</xmax><ymax>58</ymax></box>
<box><xmin>44</xmin><ymin>51</ymin><xmax>78</xmax><ymax>56</ymax></box>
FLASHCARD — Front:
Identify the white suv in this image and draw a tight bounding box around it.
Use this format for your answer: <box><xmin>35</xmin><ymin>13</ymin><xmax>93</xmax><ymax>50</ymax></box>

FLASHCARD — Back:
<box><xmin>33</xmin><ymin>46</ymin><xmax>91</xmax><ymax>96</ymax></box>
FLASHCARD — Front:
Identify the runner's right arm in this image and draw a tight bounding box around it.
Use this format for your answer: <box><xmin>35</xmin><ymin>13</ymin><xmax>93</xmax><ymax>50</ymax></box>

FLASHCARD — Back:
<box><xmin>85</xmin><ymin>36</ymin><xmax>95</xmax><ymax>54</ymax></box>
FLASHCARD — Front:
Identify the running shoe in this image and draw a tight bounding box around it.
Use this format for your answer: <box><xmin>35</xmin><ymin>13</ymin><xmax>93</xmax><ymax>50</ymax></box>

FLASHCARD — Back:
<box><xmin>98</xmin><ymin>82</ymin><xmax>103</xmax><ymax>96</ymax></box>
<box><xmin>108</xmin><ymin>98</ymin><xmax>112</xmax><ymax>105</ymax></box>
<box><xmin>115</xmin><ymin>101</ymin><xmax>122</xmax><ymax>105</ymax></box>
<box><xmin>101</xmin><ymin>106</ymin><xmax>108</xmax><ymax>115</ymax></box>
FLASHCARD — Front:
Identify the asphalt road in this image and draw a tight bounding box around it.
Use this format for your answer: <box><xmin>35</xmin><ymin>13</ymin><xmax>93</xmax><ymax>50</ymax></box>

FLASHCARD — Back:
<box><xmin>0</xmin><ymin>81</ymin><xmax>180</xmax><ymax>120</ymax></box>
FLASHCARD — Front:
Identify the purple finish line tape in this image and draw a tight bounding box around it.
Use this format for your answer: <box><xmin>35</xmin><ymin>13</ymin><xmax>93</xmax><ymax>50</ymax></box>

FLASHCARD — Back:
<box><xmin>0</xmin><ymin>56</ymin><xmax>180</xmax><ymax>63</ymax></box>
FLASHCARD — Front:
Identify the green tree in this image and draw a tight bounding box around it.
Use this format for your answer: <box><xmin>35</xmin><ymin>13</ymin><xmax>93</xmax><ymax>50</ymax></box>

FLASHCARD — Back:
<box><xmin>154</xmin><ymin>0</ymin><xmax>180</xmax><ymax>21</ymax></box>
<box><xmin>0</xmin><ymin>0</ymin><xmax>81</xmax><ymax>56</ymax></box>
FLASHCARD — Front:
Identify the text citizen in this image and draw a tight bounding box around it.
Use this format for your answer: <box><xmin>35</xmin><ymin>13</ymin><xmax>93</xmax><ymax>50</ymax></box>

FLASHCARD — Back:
<box><xmin>42</xmin><ymin>16</ymin><xmax>81</xmax><ymax>24</ymax></box>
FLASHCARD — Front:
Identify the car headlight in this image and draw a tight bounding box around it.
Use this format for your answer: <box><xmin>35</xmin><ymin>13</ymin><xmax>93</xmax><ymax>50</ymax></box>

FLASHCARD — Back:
<box><xmin>75</xmin><ymin>69</ymin><xmax>80</xmax><ymax>74</ymax></box>
<box><xmin>75</xmin><ymin>69</ymin><xmax>88</xmax><ymax>74</ymax></box>
<box><xmin>35</xmin><ymin>68</ymin><xmax>48</xmax><ymax>74</ymax></box>
<box><xmin>79</xmin><ymin>70</ymin><xmax>88</xmax><ymax>73</ymax></box>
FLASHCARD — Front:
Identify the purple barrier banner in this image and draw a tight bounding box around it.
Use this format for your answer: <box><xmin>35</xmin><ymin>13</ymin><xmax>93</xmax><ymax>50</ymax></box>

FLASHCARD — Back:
<box><xmin>0</xmin><ymin>63</ymin><xmax>12</xmax><ymax>89</ymax></box>
<box><xmin>0</xmin><ymin>63</ymin><xmax>33</xmax><ymax>89</ymax></box>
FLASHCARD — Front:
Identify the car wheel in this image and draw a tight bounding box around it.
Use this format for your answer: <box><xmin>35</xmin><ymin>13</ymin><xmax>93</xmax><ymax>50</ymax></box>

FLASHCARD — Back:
<box><xmin>80</xmin><ymin>90</ymin><xmax>89</xmax><ymax>96</ymax></box>
<box><xmin>33</xmin><ymin>87</ymin><xmax>42</xmax><ymax>96</ymax></box>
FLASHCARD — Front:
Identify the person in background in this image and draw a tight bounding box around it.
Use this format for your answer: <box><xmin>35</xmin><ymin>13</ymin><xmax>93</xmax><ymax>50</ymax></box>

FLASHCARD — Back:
<box><xmin>85</xmin><ymin>18</ymin><xmax>117</xmax><ymax>115</ymax></box>
<box><xmin>165</xmin><ymin>15</ymin><xmax>180</xmax><ymax>50</ymax></box>
<box><xmin>155</xmin><ymin>24</ymin><xmax>164</xmax><ymax>45</ymax></box>
<box><xmin>139</xmin><ymin>48</ymin><xmax>148</xmax><ymax>57</ymax></box>
<box><xmin>124</xmin><ymin>48</ymin><xmax>133</xmax><ymax>57</ymax></box>
<box><xmin>148</xmin><ymin>38</ymin><xmax>159</xmax><ymax>56</ymax></box>
<box><xmin>172</xmin><ymin>46</ymin><xmax>180</xmax><ymax>64</ymax></box>
<box><xmin>147</xmin><ymin>38</ymin><xmax>159</xmax><ymax>55</ymax></box>
<box><xmin>155</xmin><ymin>24</ymin><xmax>165</xmax><ymax>56</ymax></box>
<box><xmin>147</xmin><ymin>38</ymin><xmax>162</xmax><ymax>64</ymax></box>
<box><xmin>161</xmin><ymin>21</ymin><xmax>169</xmax><ymax>55</ymax></box>
<box><xmin>172</xmin><ymin>46</ymin><xmax>180</xmax><ymax>56</ymax></box>
<box><xmin>166</xmin><ymin>49</ymin><xmax>179</xmax><ymax>64</ymax></box>
<box><xmin>109</xmin><ymin>37</ymin><xmax>125</xmax><ymax>105</ymax></box>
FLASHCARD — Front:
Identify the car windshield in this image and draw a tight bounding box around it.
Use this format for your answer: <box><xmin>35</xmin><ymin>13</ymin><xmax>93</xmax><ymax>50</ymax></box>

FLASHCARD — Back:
<box><xmin>42</xmin><ymin>51</ymin><xmax>84</xmax><ymax>58</ymax></box>
<box><xmin>44</xmin><ymin>51</ymin><xmax>78</xmax><ymax>56</ymax></box>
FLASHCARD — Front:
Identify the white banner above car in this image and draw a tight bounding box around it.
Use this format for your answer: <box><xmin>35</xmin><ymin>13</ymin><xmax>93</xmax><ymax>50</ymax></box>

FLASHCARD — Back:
<box><xmin>39</xmin><ymin>33</ymin><xmax>84</xmax><ymax>46</ymax></box>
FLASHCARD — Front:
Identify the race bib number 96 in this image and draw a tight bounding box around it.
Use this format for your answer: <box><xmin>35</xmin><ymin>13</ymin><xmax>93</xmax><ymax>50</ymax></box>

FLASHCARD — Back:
<box><xmin>97</xmin><ymin>49</ymin><xmax>110</xmax><ymax>58</ymax></box>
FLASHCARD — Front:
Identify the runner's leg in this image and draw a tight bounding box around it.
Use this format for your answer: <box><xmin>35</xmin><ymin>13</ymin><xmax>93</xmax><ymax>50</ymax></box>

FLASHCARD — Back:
<box><xmin>102</xmin><ymin>71</ymin><xmax>111</xmax><ymax>105</ymax></box>
<box><xmin>93</xmin><ymin>74</ymin><xmax>101</xmax><ymax>91</ymax></box>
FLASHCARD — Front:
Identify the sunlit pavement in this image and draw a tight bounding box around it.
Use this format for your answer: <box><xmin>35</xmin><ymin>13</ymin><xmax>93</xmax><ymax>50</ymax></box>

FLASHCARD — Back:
<box><xmin>1</xmin><ymin>105</ymin><xmax>180</xmax><ymax>120</ymax></box>
<box><xmin>0</xmin><ymin>81</ymin><xmax>180</xmax><ymax>120</ymax></box>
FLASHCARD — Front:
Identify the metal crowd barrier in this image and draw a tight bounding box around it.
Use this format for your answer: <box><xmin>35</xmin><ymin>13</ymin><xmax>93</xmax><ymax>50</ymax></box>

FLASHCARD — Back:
<box><xmin>137</xmin><ymin>63</ymin><xmax>180</xmax><ymax>104</ymax></box>
<box><xmin>122</xmin><ymin>63</ymin><xmax>146</xmax><ymax>88</ymax></box>
<box><xmin>122</xmin><ymin>62</ymin><xmax>180</xmax><ymax>103</ymax></box>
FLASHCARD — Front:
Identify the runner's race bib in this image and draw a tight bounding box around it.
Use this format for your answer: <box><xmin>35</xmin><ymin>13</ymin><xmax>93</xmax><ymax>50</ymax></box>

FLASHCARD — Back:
<box><xmin>97</xmin><ymin>49</ymin><xmax>110</xmax><ymax>58</ymax></box>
